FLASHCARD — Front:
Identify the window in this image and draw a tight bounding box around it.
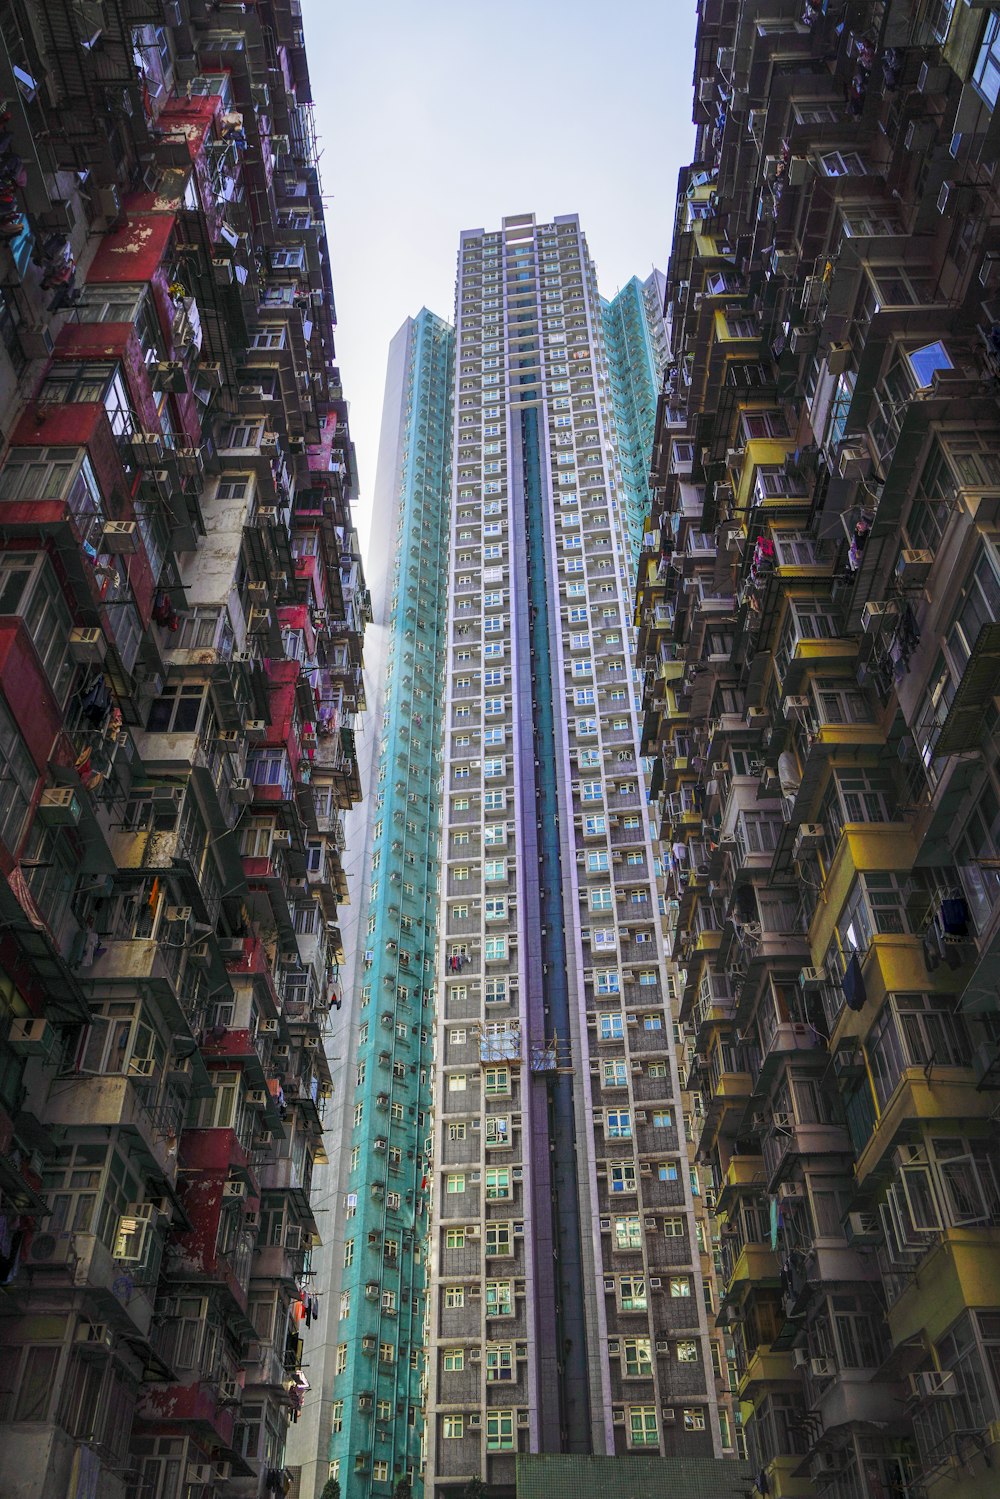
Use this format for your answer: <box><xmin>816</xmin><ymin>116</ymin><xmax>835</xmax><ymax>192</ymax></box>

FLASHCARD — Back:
<box><xmin>485</xmin><ymin>1066</ymin><xmax>510</xmax><ymax>1096</ymax></box>
<box><xmin>670</xmin><ymin>1276</ymin><xmax>692</xmax><ymax>1297</ymax></box>
<box><xmin>620</xmin><ymin>1275</ymin><xmax>647</xmax><ymax>1310</ymax></box>
<box><xmin>974</xmin><ymin>12</ymin><xmax>1000</xmax><ymax>108</ymax></box>
<box><xmin>443</xmin><ymin>1348</ymin><xmax>464</xmax><ymax>1372</ymax></box>
<box><xmin>486</xmin><ymin>1279</ymin><xmax>513</xmax><ymax>1315</ymax></box>
<box><xmin>610</xmin><ymin>1162</ymin><xmax>637</xmax><ymax>1195</ymax></box>
<box><xmin>442</xmin><ymin>1415</ymin><xmax>464</xmax><ymax>1439</ymax></box>
<box><xmin>677</xmin><ymin>1341</ymin><xmax>699</xmax><ymax>1363</ymax></box>
<box><xmin>628</xmin><ymin>1406</ymin><xmax>658</xmax><ymax>1448</ymax></box>
<box><xmin>653</xmin><ymin>1110</ymin><xmax>673</xmax><ymax>1128</ymax></box>
<box><xmin>446</xmin><ymin>1228</ymin><xmax>466</xmax><ymax>1249</ymax></box>
<box><xmin>606</xmin><ymin>1110</ymin><xmax>632</xmax><ymax>1139</ymax></box>
<box><xmin>0</xmin><ymin>555</ymin><xmax>74</xmax><ymax>701</ymax></box>
<box><xmin>448</xmin><ymin>1074</ymin><xmax>467</xmax><ymax>1093</ymax></box>
<box><xmin>658</xmin><ymin>1161</ymin><xmax>679</xmax><ymax>1182</ymax></box>
<box><xmin>444</xmin><ymin>1286</ymin><xmax>465</xmax><ymax>1308</ymax></box>
<box><xmin>485</xmin><ymin>1221</ymin><xmax>512</xmax><ymax>1256</ymax></box>
<box><xmin>335</xmin><ymin>1343</ymin><xmax>347</xmax><ymax>1375</ymax></box>
<box><xmin>683</xmin><ymin>1407</ymin><xmax>706</xmax><ymax>1431</ymax></box>
<box><xmin>599</xmin><ymin>1013</ymin><xmax>624</xmax><ymax>1041</ymax></box>
<box><xmin>331</xmin><ymin>1400</ymin><xmax>344</xmax><ymax>1432</ymax></box>
<box><xmin>446</xmin><ymin>1173</ymin><xmax>465</xmax><ymax>1194</ymax></box>
<box><xmin>486</xmin><ymin>1167</ymin><xmax>511</xmax><ymax>1199</ymax></box>
<box><xmin>485</xmin><ymin>936</ymin><xmax>506</xmax><ymax>962</ymax></box>
<box><xmin>622</xmin><ymin>1337</ymin><xmax>653</xmax><ymax>1377</ymax></box>
<box><xmin>486</xmin><ymin>1410</ymin><xmax>515</xmax><ymax>1450</ymax></box>
<box><xmin>486</xmin><ymin>1344</ymin><xmax>514</xmax><ymax>1382</ymax></box>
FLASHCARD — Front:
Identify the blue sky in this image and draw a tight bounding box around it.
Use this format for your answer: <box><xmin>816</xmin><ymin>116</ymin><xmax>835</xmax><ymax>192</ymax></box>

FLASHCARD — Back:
<box><xmin>301</xmin><ymin>0</ymin><xmax>699</xmax><ymax>545</ymax></box>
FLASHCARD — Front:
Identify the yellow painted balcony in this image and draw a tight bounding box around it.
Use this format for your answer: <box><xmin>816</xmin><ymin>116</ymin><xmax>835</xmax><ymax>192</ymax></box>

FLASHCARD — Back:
<box><xmin>888</xmin><ymin>1227</ymin><xmax>1000</xmax><ymax>1351</ymax></box>
<box><xmin>828</xmin><ymin>936</ymin><xmax>967</xmax><ymax>1054</ymax></box>
<box><xmin>739</xmin><ymin>1345</ymin><xmax>797</xmax><ymax>1396</ymax></box>
<box><xmin>724</xmin><ymin>1239</ymin><xmax>779</xmax><ymax>1298</ymax></box>
<box><xmin>809</xmin><ymin>824</ymin><xmax>920</xmax><ymax>966</ymax></box>
<box><xmin>717</xmin><ymin>1155</ymin><xmax>765</xmax><ymax>1215</ymax></box>
<box><xmin>855</xmin><ymin>1070</ymin><xmax>993</xmax><ymax>1187</ymax></box>
<box><xmin>755</xmin><ymin>1454</ymin><xmax>818</xmax><ymax>1499</ymax></box>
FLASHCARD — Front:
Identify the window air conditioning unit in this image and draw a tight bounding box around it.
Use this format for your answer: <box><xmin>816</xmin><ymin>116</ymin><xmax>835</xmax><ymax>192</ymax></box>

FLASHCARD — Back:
<box><xmin>19</xmin><ymin>324</ymin><xmax>54</xmax><ymax>360</ymax></box>
<box><xmin>896</xmin><ymin>549</ymin><xmax>933</xmax><ymax>584</ymax></box>
<box><xmin>862</xmin><ymin>600</ymin><xmax>898</xmax><ymax>632</ymax></box>
<box><xmin>826</xmin><ymin>344</ymin><xmax>851</xmax><ymax>376</ymax></box>
<box><xmin>223</xmin><ymin>1180</ymin><xmax>247</xmax><ymax>1199</ymax></box>
<box><xmin>793</xmin><ymin>824</ymin><xmax>825</xmax><ymax>857</ymax></box>
<box><xmin>38</xmin><ymin>786</ymin><xmax>82</xmax><ymax>827</ymax></box>
<box><xmin>905</xmin><ymin>119</ymin><xmax>936</xmax><ymax>153</ymax></box>
<box><xmin>68</xmin><ymin>627</ymin><xmax>107</xmax><ymax>664</ymax></box>
<box><xmin>838</xmin><ymin>444</ymin><xmax>872</xmax><ymax>480</ymax></box>
<box><xmin>259</xmin><ymin>1019</ymin><xmax>278</xmax><ymax>1034</ymax></box>
<box><xmin>186</xmin><ymin>1466</ymin><xmax>213</xmax><ymax>1485</ymax></box>
<box><xmin>165</xmin><ymin>906</ymin><xmax>192</xmax><ymax>923</ymax></box>
<box><xmin>9</xmin><ymin>1017</ymin><xmax>57</xmax><ymax>1059</ymax></box>
<box><xmin>231</xmin><ymin>778</ymin><xmax>253</xmax><ymax>804</ymax></box>
<box><xmin>793</xmin><ymin>1346</ymin><xmax>809</xmax><ymax>1368</ymax></box>
<box><xmin>101</xmin><ymin>520</ymin><xmax>139</xmax><ymax>554</ymax></box>
<box><xmin>244</xmin><ymin>719</ymin><xmax>267</xmax><ymax>735</ymax></box>
<box><xmin>245</xmin><ymin>1090</ymin><xmax>268</xmax><ymax>1109</ymax></box>
<box><xmin>810</xmin><ymin>1357</ymin><xmax>835</xmax><ymax>1377</ymax></box>
<box><xmin>845</xmin><ymin>1211</ymin><xmax>881</xmax><ymax>1245</ymax></box>
<box><xmin>271</xmin><ymin>829</ymin><xmax>291</xmax><ymax>847</ymax></box>
<box><xmin>799</xmin><ymin>967</ymin><xmax>826</xmax><ymax>990</ymax></box>
<box><xmin>783</xmin><ymin>695</ymin><xmax>811</xmax><ymax>721</ymax></box>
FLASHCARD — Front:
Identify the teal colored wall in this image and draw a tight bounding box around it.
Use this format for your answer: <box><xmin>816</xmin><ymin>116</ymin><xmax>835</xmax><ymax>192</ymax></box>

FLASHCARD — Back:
<box><xmin>602</xmin><ymin>273</ymin><xmax>668</xmax><ymax>575</ymax></box>
<box><xmin>333</xmin><ymin>309</ymin><xmax>454</xmax><ymax>1496</ymax></box>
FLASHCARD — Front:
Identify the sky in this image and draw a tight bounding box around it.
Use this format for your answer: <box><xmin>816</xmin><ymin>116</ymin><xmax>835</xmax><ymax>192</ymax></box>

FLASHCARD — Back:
<box><xmin>300</xmin><ymin>0</ymin><xmax>699</xmax><ymax>551</ymax></box>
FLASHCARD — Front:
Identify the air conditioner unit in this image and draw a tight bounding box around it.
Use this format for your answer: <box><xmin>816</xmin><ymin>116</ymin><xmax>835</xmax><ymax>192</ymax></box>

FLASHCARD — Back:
<box><xmin>862</xmin><ymin>600</ymin><xmax>898</xmax><ymax>632</ymax></box>
<box><xmin>9</xmin><ymin>1017</ymin><xmax>58</xmax><ymax>1059</ymax></box>
<box><xmin>231</xmin><ymin>778</ymin><xmax>253</xmax><ymax>804</ymax></box>
<box><xmin>905</xmin><ymin>119</ymin><xmax>937</xmax><ymax>153</ymax></box>
<box><xmin>19</xmin><ymin>324</ymin><xmax>54</xmax><ymax>360</ymax></box>
<box><xmin>826</xmin><ymin>344</ymin><xmax>852</xmax><ymax>377</ymax></box>
<box><xmin>186</xmin><ymin>1465</ymin><xmax>213</xmax><ymax>1485</ymax></box>
<box><xmin>245</xmin><ymin>1090</ymin><xmax>268</xmax><ymax>1109</ymax></box>
<box><xmin>779</xmin><ymin>1181</ymin><xmax>803</xmax><ymax>1201</ymax></box>
<box><xmin>38</xmin><ymin>786</ymin><xmax>82</xmax><ymax>827</ymax></box>
<box><xmin>223</xmin><ymin>1180</ymin><xmax>246</xmax><ymax>1198</ymax></box>
<box><xmin>215</xmin><ymin>729</ymin><xmax>240</xmax><ymax>745</ymax></box>
<box><xmin>247</xmin><ymin>608</ymin><xmax>271</xmax><ymax>635</ymax></box>
<box><xmin>244</xmin><ymin>719</ymin><xmax>267</xmax><ymax>735</ymax></box>
<box><xmin>793</xmin><ymin>824</ymin><xmax>825</xmax><ymax>857</ymax></box>
<box><xmin>101</xmin><ymin>520</ymin><xmax>139</xmax><ymax>554</ymax></box>
<box><xmin>256</xmin><ymin>506</ymin><xmax>278</xmax><ymax>525</ymax></box>
<box><xmin>910</xmin><ymin>1370</ymin><xmax>956</xmax><ymax>1398</ymax></box>
<box><xmin>75</xmin><ymin>1321</ymin><xmax>113</xmax><ymax>1349</ymax></box>
<box><xmin>783</xmin><ymin>695</ymin><xmax>811</xmax><ymax>721</ymax></box>
<box><xmin>259</xmin><ymin>1019</ymin><xmax>278</xmax><ymax>1034</ymax></box>
<box><xmin>164</xmin><ymin>906</ymin><xmax>191</xmax><ymax>924</ymax></box>
<box><xmin>838</xmin><ymin>444</ymin><xmax>872</xmax><ymax>479</ymax></box>
<box><xmin>271</xmin><ymin>829</ymin><xmax>292</xmax><ymax>847</ymax></box>
<box><xmin>68</xmin><ymin>627</ymin><xmax>107</xmax><ymax>664</ymax></box>
<box><xmin>896</xmin><ymin>549</ymin><xmax>933</xmax><ymax>584</ymax></box>
<box><xmin>845</xmin><ymin>1211</ymin><xmax>881</xmax><ymax>1245</ymax></box>
<box><xmin>793</xmin><ymin>1346</ymin><xmax>809</xmax><ymax>1368</ymax></box>
<box><xmin>810</xmin><ymin>1357</ymin><xmax>835</xmax><ymax>1377</ymax></box>
<box><xmin>799</xmin><ymin>967</ymin><xmax>825</xmax><ymax>990</ymax></box>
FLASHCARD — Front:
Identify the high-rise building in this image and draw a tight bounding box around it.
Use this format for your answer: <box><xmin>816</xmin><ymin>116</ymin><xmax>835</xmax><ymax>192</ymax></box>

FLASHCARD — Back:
<box><xmin>602</xmin><ymin>272</ymin><xmax>671</xmax><ymax>573</ymax></box>
<box><xmin>425</xmin><ymin>212</ymin><xmax>721</xmax><ymax>1498</ymax></box>
<box><xmin>291</xmin><ymin>309</ymin><xmax>454</xmax><ymax>1499</ymax></box>
<box><xmin>0</xmin><ymin>7</ymin><xmax>366</xmax><ymax>1499</ymax></box>
<box><xmin>635</xmin><ymin>6</ymin><xmax>1000</xmax><ymax>1499</ymax></box>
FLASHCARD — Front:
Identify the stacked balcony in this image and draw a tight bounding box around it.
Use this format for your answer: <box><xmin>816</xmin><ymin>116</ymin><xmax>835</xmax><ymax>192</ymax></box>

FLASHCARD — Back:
<box><xmin>0</xmin><ymin>5</ymin><xmax>364</xmax><ymax>1499</ymax></box>
<box><xmin>638</xmin><ymin>3</ymin><xmax>1000</xmax><ymax>1497</ymax></box>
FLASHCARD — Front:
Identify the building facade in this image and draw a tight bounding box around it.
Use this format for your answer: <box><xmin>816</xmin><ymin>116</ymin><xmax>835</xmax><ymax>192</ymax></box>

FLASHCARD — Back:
<box><xmin>602</xmin><ymin>272</ymin><xmax>671</xmax><ymax>574</ymax></box>
<box><xmin>635</xmin><ymin>4</ymin><xmax>1000</xmax><ymax>1499</ymax></box>
<box><xmin>0</xmin><ymin>5</ymin><xmax>366</xmax><ymax>1499</ymax></box>
<box><xmin>294</xmin><ymin>308</ymin><xmax>454</xmax><ymax>1499</ymax></box>
<box><xmin>425</xmin><ymin>212</ymin><xmax>722</xmax><ymax>1499</ymax></box>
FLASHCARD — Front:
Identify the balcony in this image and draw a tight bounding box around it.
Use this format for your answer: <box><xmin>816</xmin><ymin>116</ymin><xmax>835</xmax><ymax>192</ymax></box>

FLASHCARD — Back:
<box><xmin>41</xmin><ymin>1074</ymin><xmax>184</xmax><ymax>1185</ymax></box>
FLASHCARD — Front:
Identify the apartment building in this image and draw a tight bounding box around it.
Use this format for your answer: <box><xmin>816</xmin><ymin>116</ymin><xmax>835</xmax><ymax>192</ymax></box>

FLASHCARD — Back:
<box><xmin>424</xmin><ymin>212</ymin><xmax>722</xmax><ymax>1499</ymax></box>
<box><xmin>0</xmin><ymin>5</ymin><xmax>366</xmax><ymax>1499</ymax></box>
<box><xmin>635</xmin><ymin>4</ymin><xmax>1000</xmax><ymax>1499</ymax></box>
<box><xmin>292</xmin><ymin>309</ymin><xmax>454</xmax><ymax>1499</ymax></box>
<box><xmin>602</xmin><ymin>272</ymin><xmax>671</xmax><ymax>574</ymax></box>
